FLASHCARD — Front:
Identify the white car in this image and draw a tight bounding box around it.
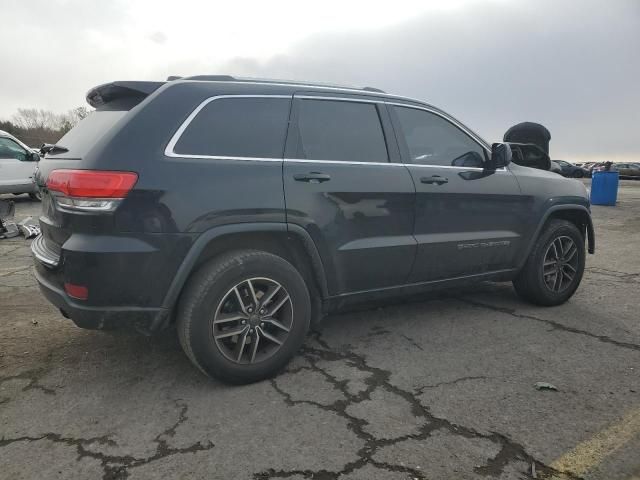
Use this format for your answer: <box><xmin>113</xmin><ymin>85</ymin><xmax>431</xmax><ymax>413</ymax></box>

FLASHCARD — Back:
<box><xmin>0</xmin><ymin>130</ymin><xmax>41</xmax><ymax>201</ymax></box>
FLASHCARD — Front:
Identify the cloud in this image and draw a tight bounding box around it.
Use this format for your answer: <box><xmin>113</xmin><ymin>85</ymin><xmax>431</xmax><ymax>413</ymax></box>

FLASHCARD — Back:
<box><xmin>1</xmin><ymin>0</ymin><xmax>638</xmax><ymax>161</ymax></box>
<box><xmin>210</xmin><ymin>0</ymin><xmax>639</xmax><ymax>161</ymax></box>
<box><xmin>148</xmin><ymin>31</ymin><xmax>167</xmax><ymax>45</ymax></box>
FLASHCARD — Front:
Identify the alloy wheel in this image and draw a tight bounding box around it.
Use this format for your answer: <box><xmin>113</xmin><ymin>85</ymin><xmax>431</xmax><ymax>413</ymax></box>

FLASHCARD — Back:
<box><xmin>212</xmin><ymin>277</ymin><xmax>293</xmax><ymax>364</ymax></box>
<box><xmin>542</xmin><ymin>235</ymin><xmax>579</xmax><ymax>293</ymax></box>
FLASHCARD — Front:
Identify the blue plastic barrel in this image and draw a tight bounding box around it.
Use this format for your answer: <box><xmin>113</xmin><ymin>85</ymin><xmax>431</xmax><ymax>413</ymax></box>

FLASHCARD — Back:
<box><xmin>590</xmin><ymin>171</ymin><xmax>619</xmax><ymax>206</ymax></box>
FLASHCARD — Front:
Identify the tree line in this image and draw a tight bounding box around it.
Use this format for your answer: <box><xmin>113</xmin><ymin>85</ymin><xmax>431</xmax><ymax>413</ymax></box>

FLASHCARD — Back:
<box><xmin>0</xmin><ymin>107</ymin><xmax>91</xmax><ymax>147</ymax></box>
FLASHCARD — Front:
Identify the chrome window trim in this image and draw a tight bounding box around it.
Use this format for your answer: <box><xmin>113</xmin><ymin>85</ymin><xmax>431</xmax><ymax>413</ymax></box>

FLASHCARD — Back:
<box><xmin>385</xmin><ymin>101</ymin><xmax>491</xmax><ymax>150</ymax></box>
<box><xmin>295</xmin><ymin>95</ymin><xmax>381</xmax><ymax>104</ymax></box>
<box><xmin>168</xmin><ymin>155</ymin><xmax>282</xmax><ymax>162</ymax></box>
<box><xmin>384</xmin><ymin>101</ymin><xmax>507</xmax><ymax>171</ymax></box>
<box><xmin>283</xmin><ymin>159</ymin><xmax>507</xmax><ymax>172</ymax></box>
<box><xmin>283</xmin><ymin>158</ymin><xmax>402</xmax><ymax>167</ymax></box>
<box><xmin>164</xmin><ymin>94</ymin><xmax>292</xmax><ymax>159</ymax></box>
<box><xmin>164</xmin><ymin>93</ymin><xmax>505</xmax><ymax>172</ymax></box>
<box><xmin>293</xmin><ymin>96</ymin><xmax>495</xmax><ymax>167</ymax></box>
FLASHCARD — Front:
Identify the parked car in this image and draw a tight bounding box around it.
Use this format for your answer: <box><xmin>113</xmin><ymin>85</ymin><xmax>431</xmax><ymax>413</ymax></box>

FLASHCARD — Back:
<box><xmin>611</xmin><ymin>163</ymin><xmax>640</xmax><ymax>179</ymax></box>
<box><xmin>553</xmin><ymin>160</ymin><xmax>589</xmax><ymax>178</ymax></box>
<box><xmin>0</xmin><ymin>130</ymin><xmax>41</xmax><ymax>200</ymax></box>
<box><xmin>32</xmin><ymin>76</ymin><xmax>595</xmax><ymax>383</ymax></box>
<box><xmin>549</xmin><ymin>160</ymin><xmax>563</xmax><ymax>175</ymax></box>
<box><xmin>584</xmin><ymin>162</ymin><xmax>608</xmax><ymax>177</ymax></box>
<box><xmin>553</xmin><ymin>160</ymin><xmax>588</xmax><ymax>178</ymax></box>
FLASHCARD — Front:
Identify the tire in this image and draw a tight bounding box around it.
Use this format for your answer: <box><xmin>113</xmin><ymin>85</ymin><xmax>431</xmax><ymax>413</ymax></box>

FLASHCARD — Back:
<box><xmin>177</xmin><ymin>250</ymin><xmax>311</xmax><ymax>384</ymax></box>
<box><xmin>513</xmin><ymin>219</ymin><xmax>585</xmax><ymax>306</ymax></box>
<box><xmin>29</xmin><ymin>192</ymin><xmax>42</xmax><ymax>201</ymax></box>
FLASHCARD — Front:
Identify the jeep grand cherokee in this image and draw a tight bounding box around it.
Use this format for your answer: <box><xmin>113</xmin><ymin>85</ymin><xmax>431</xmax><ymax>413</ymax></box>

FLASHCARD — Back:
<box><xmin>32</xmin><ymin>76</ymin><xmax>595</xmax><ymax>383</ymax></box>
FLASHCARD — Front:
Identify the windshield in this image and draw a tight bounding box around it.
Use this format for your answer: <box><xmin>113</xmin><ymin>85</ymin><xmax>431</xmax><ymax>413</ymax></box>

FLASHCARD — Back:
<box><xmin>45</xmin><ymin>110</ymin><xmax>128</xmax><ymax>159</ymax></box>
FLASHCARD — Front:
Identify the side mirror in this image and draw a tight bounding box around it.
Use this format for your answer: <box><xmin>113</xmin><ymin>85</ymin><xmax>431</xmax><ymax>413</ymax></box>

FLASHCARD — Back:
<box><xmin>489</xmin><ymin>143</ymin><xmax>512</xmax><ymax>169</ymax></box>
<box><xmin>28</xmin><ymin>151</ymin><xmax>40</xmax><ymax>162</ymax></box>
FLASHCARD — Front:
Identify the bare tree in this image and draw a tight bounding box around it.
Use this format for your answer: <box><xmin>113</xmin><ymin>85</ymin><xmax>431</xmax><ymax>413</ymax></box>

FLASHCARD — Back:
<box><xmin>11</xmin><ymin>108</ymin><xmax>63</xmax><ymax>130</ymax></box>
<box><xmin>59</xmin><ymin>107</ymin><xmax>92</xmax><ymax>133</ymax></box>
<box><xmin>4</xmin><ymin>106</ymin><xmax>93</xmax><ymax>146</ymax></box>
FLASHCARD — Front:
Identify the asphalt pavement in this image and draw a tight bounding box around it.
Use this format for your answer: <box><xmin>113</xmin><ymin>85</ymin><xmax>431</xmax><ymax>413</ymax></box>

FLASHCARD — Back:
<box><xmin>1</xmin><ymin>180</ymin><xmax>639</xmax><ymax>480</ymax></box>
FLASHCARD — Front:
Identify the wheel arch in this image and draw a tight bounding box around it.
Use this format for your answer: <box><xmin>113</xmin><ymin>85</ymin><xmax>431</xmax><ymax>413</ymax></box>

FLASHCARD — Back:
<box><xmin>518</xmin><ymin>205</ymin><xmax>595</xmax><ymax>269</ymax></box>
<box><xmin>155</xmin><ymin>223</ymin><xmax>328</xmax><ymax>329</ymax></box>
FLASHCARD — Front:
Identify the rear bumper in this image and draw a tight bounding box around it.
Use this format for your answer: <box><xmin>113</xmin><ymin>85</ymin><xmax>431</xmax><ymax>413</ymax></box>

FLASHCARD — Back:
<box><xmin>34</xmin><ymin>266</ymin><xmax>169</xmax><ymax>333</ymax></box>
<box><xmin>31</xmin><ymin>230</ymin><xmax>187</xmax><ymax>334</ymax></box>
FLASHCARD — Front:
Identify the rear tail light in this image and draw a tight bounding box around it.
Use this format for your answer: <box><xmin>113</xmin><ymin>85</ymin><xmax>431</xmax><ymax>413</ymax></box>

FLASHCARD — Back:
<box><xmin>46</xmin><ymin>169</ymin><xmax>138</xmax><ymax>212</ymax></box>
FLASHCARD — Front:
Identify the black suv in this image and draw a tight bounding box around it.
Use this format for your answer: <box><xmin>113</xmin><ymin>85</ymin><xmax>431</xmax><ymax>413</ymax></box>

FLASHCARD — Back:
<box><xmin>32</xmin><ymin>76</ymin><xmax>595</xmax><ymax>383</ymax></box>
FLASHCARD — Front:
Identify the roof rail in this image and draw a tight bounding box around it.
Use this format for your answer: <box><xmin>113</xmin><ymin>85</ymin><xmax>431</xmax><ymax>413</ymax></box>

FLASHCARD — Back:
<box><xmin>177</xmin><ymin>75</ymin><xmax>386</xmax><ymax>93</ymax></box>
<box><xmin>362</xmin><ymin>86</ymin><xmax>385</xmax><ymax>93</ymax></box>
<box><xmin>183</xmin><ymin>75</ymin><xmax>236</xmax><ymax>81</ymax></box>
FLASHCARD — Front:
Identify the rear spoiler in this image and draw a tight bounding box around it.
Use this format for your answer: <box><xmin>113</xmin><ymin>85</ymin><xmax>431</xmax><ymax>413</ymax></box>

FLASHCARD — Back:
<box><xmin>86</xmin><ymin>81</ymin><xmax>164</xmax><ymax>108</ymax></box>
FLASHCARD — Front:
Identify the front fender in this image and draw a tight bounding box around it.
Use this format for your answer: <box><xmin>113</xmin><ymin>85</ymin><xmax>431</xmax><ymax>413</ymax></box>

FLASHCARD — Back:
<box><xmin>518</xmin><ymin>204</ymin><xmax>595</xmax><ymax>269</ymax></box>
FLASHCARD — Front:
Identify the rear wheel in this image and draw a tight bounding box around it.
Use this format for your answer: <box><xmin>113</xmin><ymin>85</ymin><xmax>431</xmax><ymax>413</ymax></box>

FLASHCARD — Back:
<box><xmin>177</xmin><ymin>250</ymin><xmax>310</xmax><ymax>384</ymax></box>
<box><xmin>513</xmin><ymin>219</ymin><xmax>585</xmax><ymax>306</ymax></box>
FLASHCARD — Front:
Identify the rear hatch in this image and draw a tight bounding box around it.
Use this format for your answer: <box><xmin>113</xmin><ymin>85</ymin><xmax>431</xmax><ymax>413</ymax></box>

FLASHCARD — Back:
<box><xmin>35</xmin><ymin>81</ymin><xmax>163</xmax><ymax>262</ymax></box>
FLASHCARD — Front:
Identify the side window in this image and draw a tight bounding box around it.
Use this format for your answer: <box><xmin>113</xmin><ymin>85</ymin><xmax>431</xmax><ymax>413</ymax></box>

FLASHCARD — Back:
<box><xmin>394</xmin><ymin>106</ymin><xmax>486</xmax><ymax>167</ymax></box>
<box><xmin>295</xmin><ymin>99</ymin><xmax>389</xmax><ymax>162</ymax></box>
<box><xmin>0</xmin><ymin>137</ymin><xmax>27</xmax><ymax>161</ymax></box>
<box><xmin>173</xmin><ymin>97</ymin><xmax>290</xmax><ymax>158</ymax></box>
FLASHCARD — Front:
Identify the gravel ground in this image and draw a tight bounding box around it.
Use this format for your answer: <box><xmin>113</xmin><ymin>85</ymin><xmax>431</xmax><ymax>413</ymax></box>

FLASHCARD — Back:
<box><xmin>1</xmin><ymin>180</ymin><xmax>639</xmax><ymax>480</ymax></box>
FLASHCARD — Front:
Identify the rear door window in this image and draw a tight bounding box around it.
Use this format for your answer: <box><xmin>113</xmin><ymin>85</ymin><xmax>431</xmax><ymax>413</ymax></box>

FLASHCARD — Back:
<box><xmin>172</xmin><ymin>97</ymin><xmax>291</xmax><ymax>158</ymax></box>
<box><xmin>295</xmin><ymin>99</ymin><xmax>389</xmax><ymax>162</ymax></box>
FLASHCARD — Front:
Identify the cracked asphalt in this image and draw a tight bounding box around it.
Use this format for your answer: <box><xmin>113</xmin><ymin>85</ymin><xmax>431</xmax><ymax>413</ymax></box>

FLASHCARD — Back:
<box><xmin>1</xmin><ymin>180</ymin><xmax>639</xmax><ymax>480</ymax></box>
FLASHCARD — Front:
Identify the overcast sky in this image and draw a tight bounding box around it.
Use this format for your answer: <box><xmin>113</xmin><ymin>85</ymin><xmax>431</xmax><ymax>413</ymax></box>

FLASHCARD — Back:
<box><xmin>2</xmin><ymin>0</ymin><xmax>638</xmax><ymax>161</ymax></box>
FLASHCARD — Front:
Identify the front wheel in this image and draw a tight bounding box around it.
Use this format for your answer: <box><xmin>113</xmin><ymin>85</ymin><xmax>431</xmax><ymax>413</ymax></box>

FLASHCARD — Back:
<box><xmin>513</xmin><ymin>219</ymin><xmax>585</xmax><ymax>306</ymax></box>
<box><xmin>29</xmin><ymin>192</ymin><xmax>42</xmax><ymax>201</ymax></box>
<box><xmin>177</xmin><ymin>250</ymin><xmax>311</xmax><ymax>384</ymax></box>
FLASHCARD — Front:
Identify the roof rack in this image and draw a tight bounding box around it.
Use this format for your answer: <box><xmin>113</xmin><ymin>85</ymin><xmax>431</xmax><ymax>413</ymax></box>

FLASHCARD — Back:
<box><xmin>170</xmin><ymin>74</ymin><xmax>386</xmax><ymax>93</ymax></box>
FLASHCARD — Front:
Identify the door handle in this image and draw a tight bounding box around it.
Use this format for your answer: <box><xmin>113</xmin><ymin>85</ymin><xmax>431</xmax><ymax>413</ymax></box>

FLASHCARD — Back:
<box><xmin>420</xmin><ymin>175</ymin><xmax>448</xmax><ymax>185</ymax></box>
<box><xmin>293</xmin><ymin>172</ymin><xmax>331</xmax><ymax>183</ymax></box>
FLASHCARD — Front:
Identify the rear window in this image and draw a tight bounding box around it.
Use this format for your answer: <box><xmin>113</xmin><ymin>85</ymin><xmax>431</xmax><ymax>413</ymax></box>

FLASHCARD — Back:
<box><xmin>172</xmin><ymin>97</ymin><xmax>291</xmax><ymax>158</ymax></box>
<box><xmin>46</xmin><ymin>110</ymin><xmax>128</xmax><ymax>159</ymax></box>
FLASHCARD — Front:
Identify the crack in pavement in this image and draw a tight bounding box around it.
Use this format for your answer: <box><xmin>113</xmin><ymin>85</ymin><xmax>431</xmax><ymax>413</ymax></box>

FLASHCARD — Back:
<box><xmin>256</xmin><ymin>332</ymin><xmax>577</xmax><ymax>480</ymax></box>
<box><xmin>460</xmin><ymin>298</ymin><xmax>640</xmax><ymax>353</ymax></box>
<box><xmin>0</xmin><ymin>245</ymin><xmax>26</xmax><ymax>256</ymax></box>
<box><xmin>399</xmin><ymin>333</ymin><xmax>425</xmax><ymax>351</ymax></box>
<box><xmin>0</xmin><ymin>266</ymin><xmax>32</xmax><ymax>277</ymax></box>
<box><xmin>414</xmin><ymin>375</ymin><xmax>489</xmax><ymax>395</ymax></box>
<box><xmin>0</xmin><ymin>399</ymin><xmax>215</xmax><ymax>480</ymax></box>
<box><xmin>0</xmin><ymin>367</ymin><xmax>57</xmax><ymax>396</ymax></box>
<box><xmin>584</xmin><ymin>267</ymin><xmax>640</xmax><ymax>286</ymax></box>
<box><xmin>585</xmin><ymin>267</ymin><xmax>639</xmax><ymax>278</ymax></box>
